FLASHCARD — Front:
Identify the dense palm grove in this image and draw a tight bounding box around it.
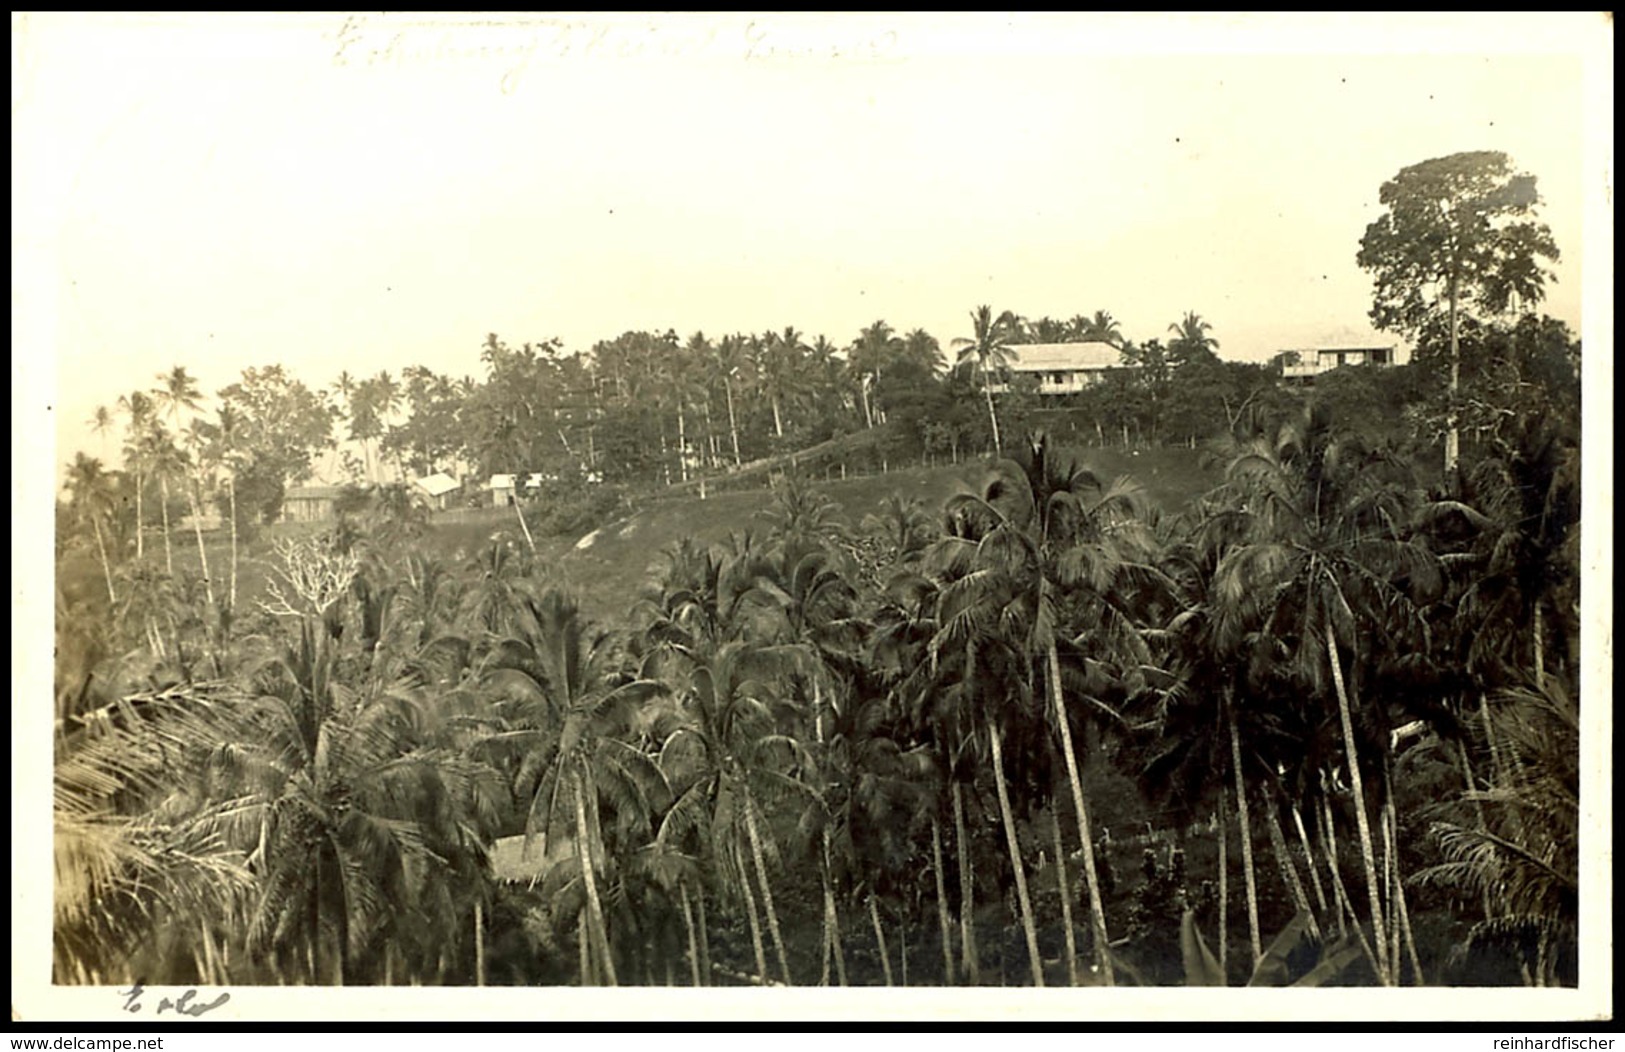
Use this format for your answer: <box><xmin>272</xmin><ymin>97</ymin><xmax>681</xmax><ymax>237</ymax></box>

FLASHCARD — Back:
<box><xmin>54</xmin><ymin>154</ymin><xmax>1583</xmax><ymax>990</ymax></box>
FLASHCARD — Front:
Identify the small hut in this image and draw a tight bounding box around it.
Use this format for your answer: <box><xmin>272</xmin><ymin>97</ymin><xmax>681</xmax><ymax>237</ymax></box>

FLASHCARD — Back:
<box><xmin>280</xmin><ymin>485</ymin><xmax>343</xmax><ymax>523</ymax></box>
<box><xmin>413</xmin><ymin>472</ymin><xmax>462</xmax><ymax>511</ymax></box>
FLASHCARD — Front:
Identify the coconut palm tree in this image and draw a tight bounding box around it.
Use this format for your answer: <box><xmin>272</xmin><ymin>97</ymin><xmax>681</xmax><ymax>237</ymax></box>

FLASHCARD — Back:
<box><xmin>1428</xmin><ymin>414</ymin><xmax>1580</xmax><ymax>693</ymax></box>
<box><xmin>372</xmin><ymin>370</ymin><xmax>404</xmax><ymax>481</ymax></box>
<box><xmin>458</xmin><ymin>541</ymin><xmax>544</xmax><ymax>638</ymax></box>
<box><xmin>64</xmin><ymin>454</ymin><xmax>120</xmax><ymax>605</ymax></box>
<box><xmin>857</xmin><ymin>495</ymin><xmax>937</xmax><ymax>586</ymax></box>
<box><xmin>656</xmin><ymin>639</ymin><xmax>813</xmax><ymax>986</ymax></box>
<box><xmin>756</xmin><ymin>327</ymin><xmax>809</xmax><ymax>442</ymax></box>
<box><xmin>682</xmin><ymin>331</ymin><xmax>722</xmax><ymax>471</ymax></box>
<box><xmin>205</xmin><ymin>405</ymin><xmax>246</xmax><ymax>612</ymax></box>
<box><xmin>194</xmin><ymin>615</ymin><xmax>490</xmax><ymax>984</ymax></box>
<box><xmin>153</xmin><ymin>369</ymin><xmax>211</xmax><ymax>587</ymax></box>
<box><xmin>709</xmin><ymin>336</ymin><xmax>753</xmax><ymax>468</ymax></box>
<box><xmin>1076</xmin><ymin>310</ymin><xmax>1126</xmax><ymax>348</ymax></box>
<box><xmin>1210</xmin><ymin>405</ymin><xmax>1439</xmax><ymax>986</ymax></box>
<box><xmin>118</xmin><ymin>391</ymin><xmax>156</xmax><ymax>561</ymax></box>
<box><xmin>1168</xmin><ymin>311</ymin><xmax>1220</xmax><ymax>364</ymax></box>
<box><xmin>926</xmin><ymin>605</ymin><xmax>1047</xmax><ymax>986</ymax></box>
<box><xmin>180</xmin><ymin>420</ymin><xmax>218</xmax><ymax>612</ymax></box>
<box><xmin>1020</xmin><ymin>316</ymin><xmax>1070</xmax><ymax>344</ymax></box>
<box><xmin>89</xmin><ymin>404</ymin><xmax>118</xmax><ymax>460</ymax></box>
<box><xmin>1413</xmin><ymin>679</ymin><xmax>1577</xmax><ymax>986</ymax></box>
<box><xmin>662</xmin><ymin>338</ymin><xmax>709</xmax><ymax>483</ymax></box>
<box><xmin>747</xmin><ymin>531</ymin><xmax>862</xmax><ymax>742</ymax></box>
<box><xmin>53</xmin><ymin>681</ymin><xmax>253</xmax><ymax>984</ymax></box>
<box><xmin>934</xmin><ymin>431</ymin><xmax>1159</xmax><ymax>983</ymax></box>
<box><xmin>482</xmin><ymin>588</ymin><xmax>668</xmax><ymax>986</ymax></box>
<box><xmin>951</xmin><ymin>306</ymin><xmax>1019</xmax><ymax>455</ymax></box>
<box><xmin>848</xmin><ymin>321</ymin><xmax>900</xmax><ymax>430</ymax></box>
<box><xmin>1132</xmin><ymin>493</ymin><xmax>1345</xmax><ymax>972</ymax></box>
<box><xmin>872</xmin><ymin>564</ymin><xmax>986</xmax><ymax>985</ymax></box>
<box><xmin>153</xmin><ymin>366</ymin><xmax>201</xmax><ymax>425</ymax></box>
<box><xmin>638</xmin><ymin>537</ymin><xmax>767</xmax><ymax>665</ymax></box>
<box><xmin>141</xmin><ymin>423</ymin><xmax>183</xmax><ymax>577</ymax></box>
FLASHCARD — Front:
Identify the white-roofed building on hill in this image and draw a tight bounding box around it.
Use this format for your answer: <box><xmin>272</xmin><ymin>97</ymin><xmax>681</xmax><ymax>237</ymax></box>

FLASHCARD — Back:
<box><xmin>412</xmin><ymin>472</ymin><xmax>462</xmax><ymax>511</ymax></box>
<box><xmin>988</xmin><ymin>341</ymin><xmax>1129</xmax><ymax>396</ymax></box>
<box><xmin>1279</xmin><ymin>343</ymin><xmax>1406</xmax><ymax>384</ymax></box>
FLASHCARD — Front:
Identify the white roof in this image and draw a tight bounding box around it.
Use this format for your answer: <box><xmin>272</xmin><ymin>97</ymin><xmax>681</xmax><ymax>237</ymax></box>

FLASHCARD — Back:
<box><xmin>1279</xmin><ymin>344</ymin><xmax>1399</xmax><ymax>359</ymax></box>
<box><xmin>490</xmin><ymin>474</ymin><xmax>516</xmax><ymax>489</ymax></box>
<box><xmin>414</xmin><ymin>472</ymin><xmax>461</xmax><ymax>497</ymax></box>
<box><xmin>1005</xmin><ymin>342</ymin><xmax>1123</xmax><ymax>372</ymax></box>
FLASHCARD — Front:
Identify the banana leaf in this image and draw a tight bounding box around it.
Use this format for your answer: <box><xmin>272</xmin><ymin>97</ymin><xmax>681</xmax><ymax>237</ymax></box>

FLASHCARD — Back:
<box><xmin>1180</xmin><ymin>908</ymin><xmax>1225</xmax><ymax>986</ymax></box>
<box><xmin>1291</xmin><ymin>935</ymin><xmax>1363</xmax><ymax>987</ymax></box>
<box><xmin>1248</xmin><ymin>909</ymin><xmax>1314</xmax><ymax>987</ymax></box>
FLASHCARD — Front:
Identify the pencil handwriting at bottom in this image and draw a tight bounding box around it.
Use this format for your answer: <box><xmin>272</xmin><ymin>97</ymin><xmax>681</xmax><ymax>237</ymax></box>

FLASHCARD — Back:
<box><xmin>118</xmin><ymin>981</ymin><xmax>232</xmax><ymax>1018</ymax></box>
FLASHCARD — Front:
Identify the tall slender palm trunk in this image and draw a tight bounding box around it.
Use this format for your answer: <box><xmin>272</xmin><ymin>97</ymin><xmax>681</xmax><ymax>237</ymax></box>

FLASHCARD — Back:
<box><xmin>1318</xmin><ymin>796</ymin><xmax>1349</xmax><ymax>938</ymax></box>
<box><xmin>868</xmin><ymin>893</ymin><xmax>894</xmax><ymax>986</ymax></box>
<box><xmin>1046</xmin><ymin>643</ymin><xmax>1113</xmax><ymax>984</ymax></box>
<box><xmin>981</xmin><ymin>367</ymin><xmax>1002</xmax><ymax>454</ymax></box>
<box><xmin>1381</xmin><ymin>796</ymin><xmax>1400</xmax><ymax>982</ymax></box>
<box><xmin>1263</xmin><ymin>781</ymin><xmax>1315</xmax><ymax>934</ymax></box>
<box><xmin>1455</xmin><ymin>738</ymin><xmax>1497</xmax><ymax>920</ymax></box>
<box><xmin>1326</xmin><ymin>624</ymin><xmax>1392</xmax><ymax>985</ymax></box>
<box><xmin>820</xmin><ymin>828</ymin><xmax>848</xmax><ymax>986</ymax></box>
<box><xmin>724</xmin><ymin>380</ymin><xmax>742</xmax><ymax>467</ymax></box>
<box><xmin>474</xmin><ymin>901</ymin><xmax>485</xmax><ymax>986</ymax></box>
<box><xmin>695</xmin><ymin>888</ymin><xmax>712</xmax><ymax>982</ymax></box>
<box><xmin>1383</xmin><ymin>775</ymin><xmax>1425</xmax><ymax>985</ymax></box>
<box><xmin>1320</xmin><ymin>796</ymin><xmax>1379</xmax><ymax>975</ymax></box>
<box><xmin>578</xmin><ymin>911</ymin><xmax>592</xmax><ymax>985</ymax></box>
<box><xmin>743</xmin><ymin>793</ymin><xmax>792</xmax><ymax>985</ymax></box>
<box><xmin>134</xmin><ymin>463</ymin><xmax>145</xmax><ymax>560</ymax></box>
<box><xmin>514</xmin><ymin>498</ymin><xmax>537</xmax><ymax>554</ymax></box>
<box><xmin>1446</xmin><ymin>273</ymin><xmax>1461</xmax><ymax>474</ymax></box>
<box><xmin>227</xmin><ymin>476</ymin><xmax>238</xmax><ymax>611</ymax></box>
<box><xmin>899</xmin><ymin>915</ymin><xmax>908</xmax><ymax>985</ymax></box>
<box><xmin>159</xmin><ymin>475</ymin><xmax>175</xmax><ymax>574</ymax></box>
<box><xmin>987</xmin><ymin>717</ymin><xmax>1043</xmax><ymax>987</ymax></box>
<box><xmin>186</xmin><ymin>476</ymin><xmax>215</xmax><ymax>609</ymax></box>
<box><xmin>1228</xmin><ymin>705</ymin><xmax>1262</xmax><ymax>967</ymax></box>
<box><xmin>1532</xmin><ymin>602</ymin><xmax>1546</xmax><ymax>690</ymax></box>
<box><xmin>573</xmin><ymin>772</ymin><xmax>617</xmax><ymax>986</ymax></box>
<box><xmin>737</xmin><ymin>840</ymin><xmax>769</xmax><ymax>983</ymax></box>
<box><xmin>679</xmin><ymin>883</ymin><xmax>702</xmax><ymax>986</ymax></box>
<box><xmin>952</xmin><ymin>780</ymin><xmax>979</xmax><ymax>984</ymax></box>
<box><xmin>1291</xmin><ymin>799</ymin><xmax>1331</xmax><ymax>918</ymax></box>
<box><xmin>1049</xmin><ymin>796</ymin><xmax>1079</xmax><ymax>986</ymax></box>
<box><xmin>1216</xmin><ymin>794</ymin><xmax>1229</xmax><ymax>975</ymax></box>
<box><xmin>677</xmin><ymin>404</ymin><xmax>689</xmax><ymax>483</ymax></box>
<box><xmin>701</xmin><ymin>400</ymin><xmax>717</xmax><ymax>469</ymax></box>
<box><xmin>931</xmin><ymin>816</ymin><xmax>955</xmax><ymax>984</ymax></box>
<box><xmin>90</xmin><ymin>516</ymin><xmax>117</xmax><ymax>604</ymax></box>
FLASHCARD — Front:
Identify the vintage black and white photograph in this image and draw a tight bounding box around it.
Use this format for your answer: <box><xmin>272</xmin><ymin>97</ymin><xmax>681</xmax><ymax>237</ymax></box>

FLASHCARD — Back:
<box><xmin>14</xmin><ymin>12</ymin><xmax>1611</xmax><ymax>1021</ymax></box>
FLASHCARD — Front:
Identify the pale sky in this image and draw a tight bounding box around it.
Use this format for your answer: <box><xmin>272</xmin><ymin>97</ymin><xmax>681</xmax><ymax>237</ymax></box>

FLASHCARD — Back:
<box><xmin>13</xmin><ymin>13</ymin><xmax>1605</xmax><ymax>481</ymax></box>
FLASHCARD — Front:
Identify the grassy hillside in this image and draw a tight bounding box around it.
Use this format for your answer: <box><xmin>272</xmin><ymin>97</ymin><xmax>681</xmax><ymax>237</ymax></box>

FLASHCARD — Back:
<box><xmin>60</xmin><ymin>444</ymin><xmax>1220</xmax><ymax>629</ymax></box>
<box><xmin>487</xmin><ymin>445</ymin><xmax>1215</xmax><ymax>622</ymax></box>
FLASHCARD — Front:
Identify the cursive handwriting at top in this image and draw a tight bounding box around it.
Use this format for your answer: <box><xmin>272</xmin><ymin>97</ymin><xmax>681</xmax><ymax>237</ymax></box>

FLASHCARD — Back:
<box><xmin>328</xmin><ymin>15</ymin><xmax>903</xmax><ymax>94</ymax></box>
<box><xmin>118</xmin><ymin>981</ymin><xmax>232</xmax><ymax>1018</ymax></box>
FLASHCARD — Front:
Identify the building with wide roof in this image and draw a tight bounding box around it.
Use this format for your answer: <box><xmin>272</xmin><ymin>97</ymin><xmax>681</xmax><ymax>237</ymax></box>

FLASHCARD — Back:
<box><xmin>988</xmin><ymin>341</ymin><xmax>1128</xmax><ymax>395</ymax></box>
